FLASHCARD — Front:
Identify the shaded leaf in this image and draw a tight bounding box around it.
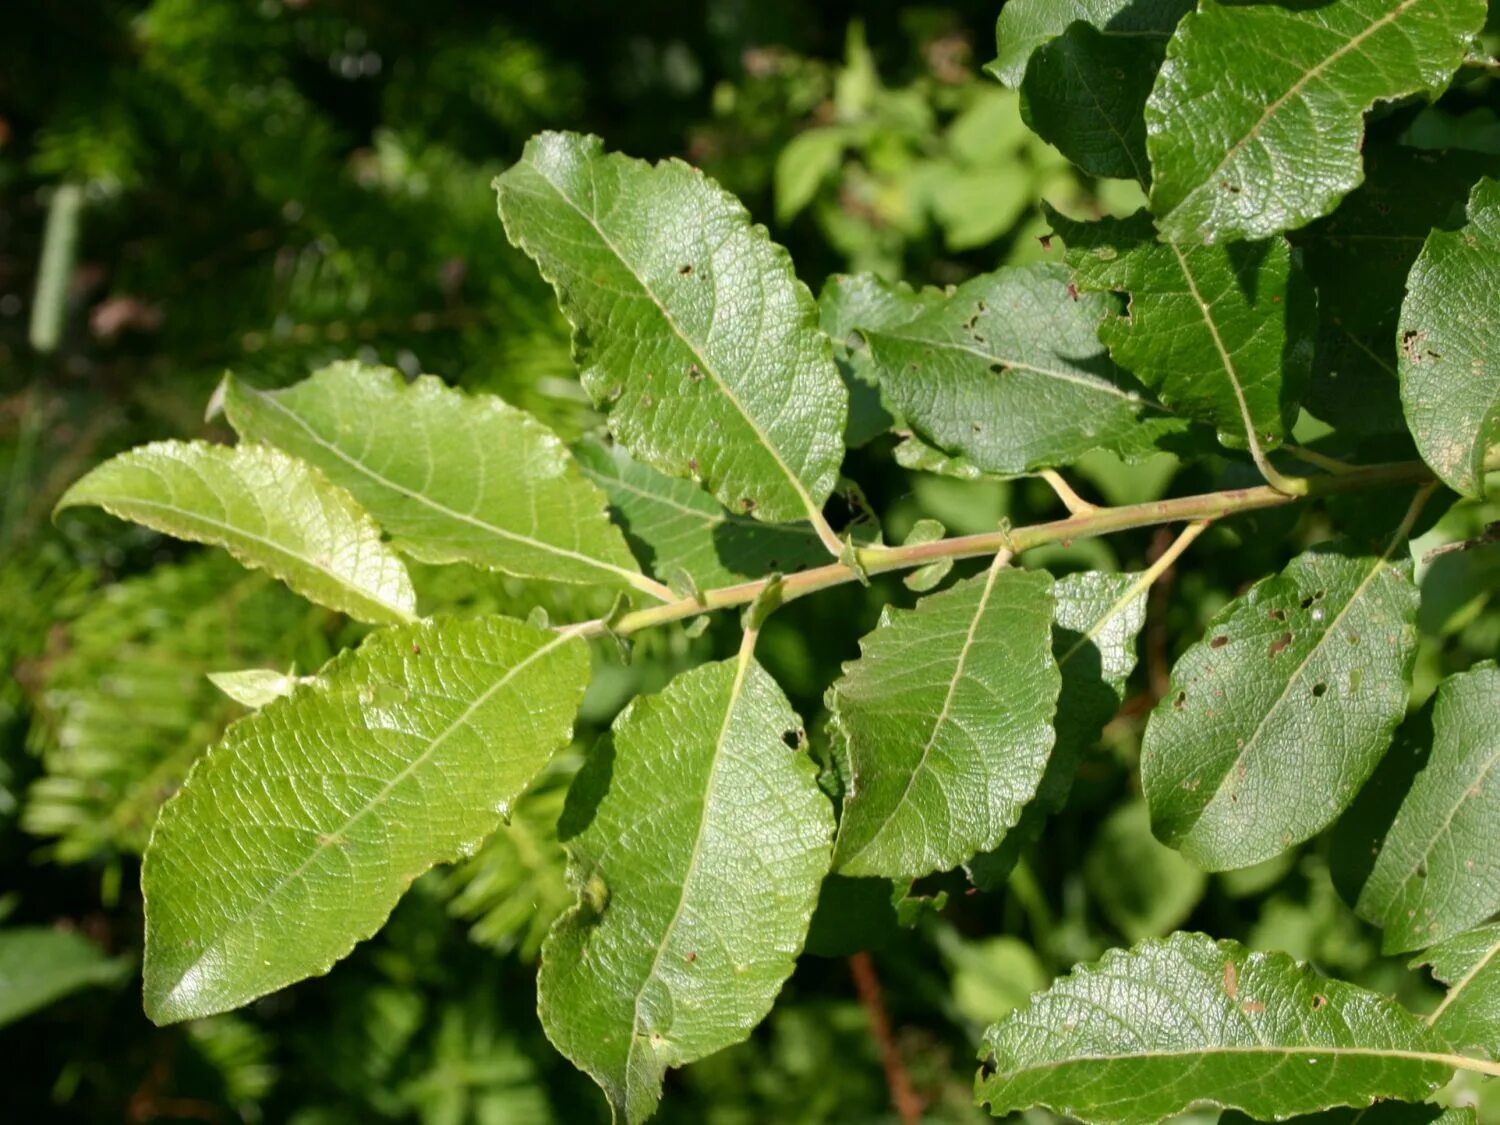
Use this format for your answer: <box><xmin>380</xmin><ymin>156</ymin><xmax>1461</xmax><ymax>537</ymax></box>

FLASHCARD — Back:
<box><xmin>969</xmin><ymin>569</ymin><xmax>1147</xmax><ymax>890</ymax></box>
<box><xmin>1221</xmin><ymin>1098</ymin><xmax>1475</xmax><ymax>1125</ymax></box>
<box><xmin>1356</xmin><ymin>663</ymin><xmax>1500</xmax><ymax>952</ymax></box>
<box><xmin>988</xmin><ymin>0</ymin><xmax>1191</xmax><ymax>88</ymax></box>
<box><xmin>832</xmin><ymin>565</ymin><xmax>1059</xmax><ymax>879</ymax></box>
<box><xmin>1296</xmin><ymin>147</ymin><xmax>1498</xmax><ymax>436</ymax></box>
<box><xmin>1021</xmin><ymin>22</ymin><xmax>1161</xmax><ymax>183</ymax></box>
<box><xmin>495</xmin><ymin>131</ymin><xmax>847</xmax><ymax>525</ymax></box>
<box><xmin>143</xmin><ymin>615</ymin><xmax>588</xmax><ymax>1023</ymax></box>
<box><xmin>539</xmin><ymin>656</ymin><xmax>832</xmax><ymax>1123</ymax></box>
<box><xmin>571</xmin><ymin>439</ymin><xmax>829</xmax><ymax>591</ymax></box>
<box><xmin>1399</xmin><ymin>176</ymin><xmax>1500</xmax><ymax>497</ymax></box>
<box><xmin>1142</xmin><ymin>539</ymin><xmax>1420</xmax><ymax>871</ymax></box>
<box><xmin>1417</xmin><ymin>922</ymin><xmax>1500</xmax><ymax>1060</ymax></box>
<box><xmin>1050</xmin><ymin>207</ymin><xmax>1313</xmax><ymax>451</ymax></box>
<box><xmin>859</xmin><ymin>263</ymin><xmax>1194</xmax><ymax>475</ymax></box>
<box><xmin>1146</xmin><ymin>0</ymin><xmax>1485</xmax><ymax>242</ymax></box>
<box><xmin>977</xmin><ymin>932</ymin><xmax>1452</xmax><ymax>1124</ymax></box>
<box><xmin>223</xmin><ymin>363</ymin><xmax>651</xmax><ymax>593</ymax></box>
<box><xmin>0</xmin><ymin>928</ymin><xmax>131</xmax><ymax>1029</ymax></box>
<box><xmin>56</xmin><ymin>440</ymin><xmax>416</xmax><ymax>625</ymax></box>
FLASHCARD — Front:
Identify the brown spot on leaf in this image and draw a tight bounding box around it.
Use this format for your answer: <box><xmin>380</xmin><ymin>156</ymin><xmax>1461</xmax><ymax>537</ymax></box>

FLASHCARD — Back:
<box><xmin>1223</xmin><ymin>961</ymin><xmax>1239</xmax><ymax>999</ymax></box>
<box><xmin>1268</xmin><ymin>632</ymin><xmax>1294</xmax><ymax>657</ymax></box>
<box><xmin>1210</xmin><ymin>635</ymin><xmax>1229</xmax><ymax>649</ymax></box>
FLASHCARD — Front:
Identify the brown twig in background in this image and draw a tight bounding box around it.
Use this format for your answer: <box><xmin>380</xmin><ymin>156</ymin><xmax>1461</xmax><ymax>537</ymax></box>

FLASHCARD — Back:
<box><xmin>848</xmin><ymin>951</ymin><xmax>923</xmax><ymax>1124</ymax></box>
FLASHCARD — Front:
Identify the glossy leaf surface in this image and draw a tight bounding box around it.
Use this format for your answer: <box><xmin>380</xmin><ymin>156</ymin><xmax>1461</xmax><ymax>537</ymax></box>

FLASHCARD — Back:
<box><xmin>1146</xmin><ymin>0</ymin><xmax>1484</xmax><ymax>242</ymax></box>
<box><xmin>496</xmin><ymin>131</ymin><xmax>847</xmax><ymax>524</ymax></box>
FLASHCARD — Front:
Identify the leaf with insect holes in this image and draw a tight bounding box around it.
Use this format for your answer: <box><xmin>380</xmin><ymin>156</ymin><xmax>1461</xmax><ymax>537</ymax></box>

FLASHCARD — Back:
<box><xmin>977</xmin><ymin>932</ymin><xmax>1452</xmax><ymax>1125</ymax></box>
<box><xmin>856</xmin><ymin>262</ymin><xmax>1195</xmax><ymax>475</ymax></box>
<box><xmin>1145</xmin><ymin>0</ymin><xmax>1486</xmax><ymax>242</ymax></box>
<box><xmin>539</xmin><ymin>657</ymin><xmax>832</xmax><ymax>1124</ymax></box>
<box><xmin>1356</xmin><ymin>663</ymin><xmax>1500</xmax><ymax>953</ymax></box>
<box><xmin>1049</xmin><ymin>207</ymin><xmax>1313</xmax><ymax>453</ymax></box>
<box><xmin>832</xmin><ymin>566</ymin><xmax>1059</xmax><ymax>880</ymax></box>
<box><xmin>495</xmin><ymin>131</ymin><xmax>847</xmax><ymax>525</ymax></box>
<box><xmin>142</xmin><ymin>615</ymin><xmax>588</xmax><ymax>1024</ymax></box>
<box><xmin>55</xmin><ymin>440</ymin><xmax>416</xmax><ymax>625</ymax></box>
<box><xmin>1399</xmin><ymin>177</ymin><xmax>1500</xmax><ymax>498</ymax></box>
<box><xmin>222</xmin><ymin>363</ymin><xmax>652</xmax><ymax>595</ymax></box>
<box><xmin>988</xmin><ymin>0</ymin><xmax>1191</xmax><ymax>88</ymax></box>
<box><xmin>570</xmin><ymin>439</ymin><xmax>831</xmax><ymax>591</ymax></box>
<box><xmin>1141</xmin><ymin>538</ymin><xmax>1419</xmax><ymax>871</ymax></box>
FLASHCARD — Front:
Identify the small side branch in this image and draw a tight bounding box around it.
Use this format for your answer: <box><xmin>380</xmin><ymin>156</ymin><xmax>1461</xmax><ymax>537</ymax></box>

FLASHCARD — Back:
<box><xmin>848</xmin><ymin>952</ymin><xmax>924</xmax><ymax>1125</ymax></box>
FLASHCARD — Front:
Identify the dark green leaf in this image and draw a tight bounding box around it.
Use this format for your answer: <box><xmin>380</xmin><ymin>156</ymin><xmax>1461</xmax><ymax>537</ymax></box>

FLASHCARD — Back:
<box><xmin>1146</xmin><ymin>0</ymin><xmax>1486</xmax><ymax>242</ymax></box>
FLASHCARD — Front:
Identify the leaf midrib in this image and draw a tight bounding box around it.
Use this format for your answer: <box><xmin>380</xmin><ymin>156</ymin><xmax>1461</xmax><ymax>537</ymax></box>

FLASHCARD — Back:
<box><xmin>240</xmin><ymin>385</ymin><xmax>647</xmax><ymax>587</ymax></box>
<box><xmin>1428</xmin><ymin>935</ymin><xmax>1500</xmax><ymax>1026</ymax></box>
<box><xmin>624</xmin><ymin>655</ymin><xmax>755</xmax><ymax>1096</ymax></box>
<box><xmin>987</xmin><ymin>1041</ymin><xmax>1495</xmax><ymax>1080</ymax></box>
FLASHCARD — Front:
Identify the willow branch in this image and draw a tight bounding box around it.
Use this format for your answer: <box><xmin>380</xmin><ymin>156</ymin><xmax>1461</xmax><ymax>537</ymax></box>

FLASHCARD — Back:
<box><xmin>570</xmin><ymin>458</ymin><xmax>1437</xmax><ymax>640</ymax></box>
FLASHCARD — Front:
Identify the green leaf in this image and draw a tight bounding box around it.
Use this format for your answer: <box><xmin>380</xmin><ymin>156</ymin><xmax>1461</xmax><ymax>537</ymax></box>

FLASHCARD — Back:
<box><xmin>222</xmin><ymin>363</ymin><xmax>653</xmax><ymax>595</ymax></box>
<box><xmin>1142</xmin><ymin>538</ymin><xmax>1420</xmax><ymax>871</ymax></box>
<box><xmin>206</xmin><ymin>668</ymin><xmax>300</xmax><ymax>709</ymax></box>
<box><xmin>1085</xmin><ymin>799</ymin><xmax>1206</xmax><ymax>942</ymax></box>
<box><xmin>988</xmin><ymin>0</ymin><xmax>1191</xmax><ymax>88</ymax></box>
<box><xmin>1146</xmin><ymin>0</ymin><xmax>1486</xmax><ymax>242</ymax></box>
<box><xmin>1050</xmin><ymin>207</ymin><xmax>1313</xmax><ymax>452</ymax></box>
<box><xmin>1355</xmin><ymin>662</ymin><xmax>1500</xmax><ymax>953</ymax></box>
<box><xmin>1297</xmin><ymin>147</ymin><xmax>1498</xmax><ymax>437</ymax></box>
<box><xmin>1399</xmin><ymin>177</ymin><xmax>1500</xmax><ymax>497</ymax></box>
<box><xmin>1020</xmin><ymin>22</ymin><xmax>1161</xmax><ymax>183</ymax></box>
<box><xmin>495</xmin><ymin>131</ymin><xmax>848</xmax><ymax>525</ymax></box>
<box><xmin>570</xmin><ymin>439</ymin><xmax>829</xmax><ymax>591</ymax></box>
<box><xmin>774</xmin><ymin>127</ymin><xmax>847</xmax><ymax>223</ymax></box>
<box><xmin>831</xmin><ymin>565</ymin><xmax>1059</xmax><ymax>879</ymax></box>
<box><xmin>858</xmin><ymin>262</ymin><xmax>1193</xmax><ymax>475</ymax></box>
<box><xmin>142</xmin><ymin>615</ymin><xmax>588</xmax><ymax>1024</ymax></box>
<box><xmin>818</xmin><ymin>273</ymin><xmax>943</xmax><ymax>447</ymax></box>
<box><xmin>969</xmin><ymin>569</ymin><xmax>1148</xmax><ymax>890</ymax></box>
<box><xmin>0</xmin><ymin>928</ymin><xmax>131</xmax><ymax>1029</ymax></box>
<box><xmin>55</xmin><ymin>440</ymin><xmax>416</xmax><ymax>625</ymax></box>
<box><xmin>1417</xmin><ymin>922</ymin><xmax>1500</xmax><ymax>1060</ymax></box>
<box><xmin>538</xmin><ymin>656</ymin><xmax>833</xmax><ymax>1123</ymax></box>
<box><xmin>977</xmin><ymin>932</ymin><xmax>1453</xmax><ymax>1125</ymax></box>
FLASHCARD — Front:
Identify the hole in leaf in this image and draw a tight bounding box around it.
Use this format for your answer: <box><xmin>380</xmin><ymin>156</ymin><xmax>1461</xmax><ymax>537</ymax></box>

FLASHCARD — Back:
<box><xmin>1267</xmin><ymin>632</ymin><xmax>1293</xmax><ymax>657</ymax></box>
<box><xmin>1311</xmin><ymin>682</ymin><xmax>1328</xmax><ymax>698</ymax></box>
<box><xmin>1173</xmin><ymin>691</ymin><xmax>1187</xmax><ymax>710</ymax></box>
<box><xmin>1312</xmin><ymin>994</ymin><xmax>1328</xmax><ymax>1010</ymax></box>
<box><xmin>739</xmin><ymin>497</ymin><xmax>756</xmax><ymax>513</ymax></box>
<box><xmin>686</xmin><ymin>363</ymin><xmax>704</xmax><ymax>382</ymax></box>
<box><xmin>989</xmin><ymin>362</ymin><xmax>1004</xmax><ymax>374</ymax></box>
<box><xmin>678</xmin><ymin>263</ymin><xmax>693</xmax><ymax>275</ymax></box>
<box><xmin>781</xmin><ymin>729</ymin><xmax>803</xmax><ymax>750</ymax></box>
<box><xmin>1268</xmin><ymin>608</ymin><xmax>1286</xmax><ymax>623</ymax></box>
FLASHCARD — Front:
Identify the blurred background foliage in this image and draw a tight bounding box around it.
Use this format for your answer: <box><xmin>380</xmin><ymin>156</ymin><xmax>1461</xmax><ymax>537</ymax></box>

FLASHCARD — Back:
<box><xmin>2</xmin><ymin>1</ymin><xmax>1498</xmax><ymax>1121</ymax></box>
